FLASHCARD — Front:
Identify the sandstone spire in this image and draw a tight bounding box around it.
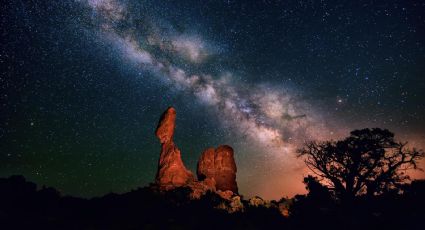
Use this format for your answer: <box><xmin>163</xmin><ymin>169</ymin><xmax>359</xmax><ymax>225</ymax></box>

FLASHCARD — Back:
<box><xmin>155</xmin><ymin>107</ymin><xmax>194</xmax><ymax>189</ymax></box>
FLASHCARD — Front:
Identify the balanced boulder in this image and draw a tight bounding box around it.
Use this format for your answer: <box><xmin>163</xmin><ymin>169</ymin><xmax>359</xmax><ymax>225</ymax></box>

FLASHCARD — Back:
<box><xmin>155</xmin><ymin>107</ymin><xmax>194</xmax><ymax>189</ymax></box>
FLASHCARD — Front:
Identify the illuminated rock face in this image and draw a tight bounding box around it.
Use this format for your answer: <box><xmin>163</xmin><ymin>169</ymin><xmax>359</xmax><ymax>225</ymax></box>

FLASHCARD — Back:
<box><xmin>155</xmin><ymin>107</ymin><xmax>176</xmax><ymax>144</ymax></box>
<box><xmin>154</xmin><ymin>107</ymin><xmax>238</xmax><ymax>197</ymax></box>
<box><xmin>197</xmin><ymin>145</ymin><xmax>238</xmax><ymax>193</ymax></box>
<box><xmin>155</xmin><ymin>107</ymin><xmax>194</xmax><ymax>189</ymax></box>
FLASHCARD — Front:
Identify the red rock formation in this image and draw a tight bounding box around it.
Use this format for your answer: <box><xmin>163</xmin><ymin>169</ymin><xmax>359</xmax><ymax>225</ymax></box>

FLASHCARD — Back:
<box><xmin>153</xmin><ymin>107</ymin><xmax>238</xmax><ymax>199</ymax></box>
<box><xmin>155</xmin><ymin>107</ymin><xmax>194</xmax><ymax>189</ymax></box>
<box><xmin>197</xmin><ymin>145</ymin><xmax>238</xmax><ymax>193</ymax></box>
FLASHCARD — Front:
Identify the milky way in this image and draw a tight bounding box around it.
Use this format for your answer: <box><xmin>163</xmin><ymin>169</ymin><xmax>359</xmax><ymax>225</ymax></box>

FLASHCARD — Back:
<box><xmin>83</xmin><ymin>0</ymin><xmax>332</xmax><ymax>151</ymax></box>
<box><xmin>2</xmin><ymin>0</ymin><xmax>424</xmax><ymax>199</ymax></box>
<box><xmin>77</xmin><ymin>0</ymin><xmax>348</xmax><ymax>196</ymax></box>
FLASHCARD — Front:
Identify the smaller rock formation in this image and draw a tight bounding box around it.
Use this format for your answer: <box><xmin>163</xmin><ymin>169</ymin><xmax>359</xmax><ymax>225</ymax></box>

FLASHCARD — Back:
<box><xmin>216</xmin><ymin>190</ymin><xmax>234</xmax><ymax>200</ymax></box>
<box><xmin>216</xmin><ymin>195</ymin><xmax>244</xmax><ymax>213</ymax></box>
<box><xmin>229</xmin><ymin>196</ymin><xmax>244</xmax><ymax>213</ymax></box>
<box><xmin>187</xmin><ymin>180</ymin><xmax>214</xmax><ymax>199</ymax></box>
<box><xmin>248</xmin><ymin>196</ymin><xmax>265</xmax><ymax>207</ymax></box>
<box><xmin>278</xmin><ymin>199</ymin><xmax>293</xmax><ymax>217</ymax></box>
<box><xmin>155</xmin><ymin>107</ymin><xmax>194</xmax><ymax>190</ymax></box>
<box><xmin>197</xmin><ymin>145</ymin><xmax>238</xmax><ymax>193</ymax></box>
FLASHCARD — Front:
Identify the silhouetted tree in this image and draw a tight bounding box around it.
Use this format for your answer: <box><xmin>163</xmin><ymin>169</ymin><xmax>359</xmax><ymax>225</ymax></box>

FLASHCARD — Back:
<box><xmin>303</xmin><ymin>175</ymin><xmax>332</xmax><ymax>201</ymax></box>
<box><xmin>298</xmin><ymin>128</ymin><xmax>424</xmax><ymax>202</ymax></box>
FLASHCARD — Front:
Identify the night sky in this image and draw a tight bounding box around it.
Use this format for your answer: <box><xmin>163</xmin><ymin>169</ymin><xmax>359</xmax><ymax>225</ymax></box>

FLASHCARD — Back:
<box><xmin>1</xmin><ymin>0</ymin><xmax>425</xmax><ymax>199</ymax></box>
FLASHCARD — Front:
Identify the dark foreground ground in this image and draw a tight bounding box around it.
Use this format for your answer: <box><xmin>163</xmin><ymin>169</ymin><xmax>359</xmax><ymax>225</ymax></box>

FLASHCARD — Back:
<box><xmin>1</xmin><ymin>175</ymin><xmax>424</xmax><ymax>230</ymax></box>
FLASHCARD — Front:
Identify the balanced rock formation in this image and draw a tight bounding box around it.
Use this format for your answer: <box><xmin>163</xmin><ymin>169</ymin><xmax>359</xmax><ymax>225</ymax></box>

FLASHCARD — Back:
<box><xmin>197</xmin><ymin>145</ymin><xmax>238</xmax><ymax>193</ymax></box>
<box><xmin>154</xmin><ymin>107</ymin><xmax>239</xmax><ymax>201</ymax></box>
<box><xmin>155</xmin><ymin>107</ymin><xmax>194</xmax><ymax>190</ymax></box>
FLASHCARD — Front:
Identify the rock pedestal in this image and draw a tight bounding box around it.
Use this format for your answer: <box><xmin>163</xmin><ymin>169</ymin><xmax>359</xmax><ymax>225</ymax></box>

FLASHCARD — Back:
<box><xmin>155</xmin><ymin>107</ymin><xmax>194</xmax><ymax>189</ymax></box>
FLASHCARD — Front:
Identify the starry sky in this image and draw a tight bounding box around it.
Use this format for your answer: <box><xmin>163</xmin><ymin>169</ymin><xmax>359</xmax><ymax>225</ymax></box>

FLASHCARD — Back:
<box><xmin>1</xmin><ymin>0</ymin><xmax>425</xmax><ymax>199</ymax></box>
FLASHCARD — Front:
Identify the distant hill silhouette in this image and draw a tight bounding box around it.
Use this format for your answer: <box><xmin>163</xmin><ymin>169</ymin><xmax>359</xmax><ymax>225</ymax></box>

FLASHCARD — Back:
<box><xmin>0</xmin><ymin>175</ymin><xmax>424</xmax><ymax>229</ymax></box>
